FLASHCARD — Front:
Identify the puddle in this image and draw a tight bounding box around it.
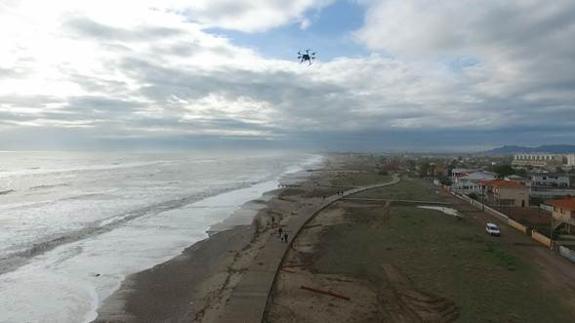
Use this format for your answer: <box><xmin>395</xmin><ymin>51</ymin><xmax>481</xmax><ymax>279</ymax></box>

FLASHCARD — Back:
<box><xmin>417</xmin><ymin>206</ymin><xmax>462</xmax><ymax>218</ymax></box>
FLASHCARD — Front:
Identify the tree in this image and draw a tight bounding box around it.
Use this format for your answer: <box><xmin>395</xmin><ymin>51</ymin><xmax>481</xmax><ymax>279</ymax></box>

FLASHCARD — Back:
<box><xmin>439</xmin><ymin>176</ymin><xmax>452</xmax><ymax>186</ymax></box>
<box><xmin>514</xmin><ymin>168</ymin><xmax>527</xmax><ymax>177</ymax></box>
<box><xmin>418</xmin><ymin>162</ymin><xmax>431</xmax><ymax>177</ymax></box>
<box><xmin>492</xmin><ymin>164</ymin><xmax>515</xmax><ymax>178</ymax></box>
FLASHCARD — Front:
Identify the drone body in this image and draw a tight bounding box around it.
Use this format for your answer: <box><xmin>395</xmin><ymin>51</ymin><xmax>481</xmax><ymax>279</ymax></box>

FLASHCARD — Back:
<box><xmin>297</xmin><ymin>49</ymin><xmax>316</xmax><ymax>66</ymax></box>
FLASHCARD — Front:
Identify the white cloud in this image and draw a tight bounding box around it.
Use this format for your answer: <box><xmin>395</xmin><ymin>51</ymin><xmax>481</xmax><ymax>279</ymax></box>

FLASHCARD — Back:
<box><xmin>356</xmin><ymin>0</ymin><xmax>575</xmax><ymax>95</ymax></box>
<box><xmin>354</xmin><ymin>0</ymin><xmax>575</xmax><ymax>128</ymax></box>
<box><xmin>1</xmin><ymin>0</ymin><xmax>575</xmax><ymax>150</ymax></box>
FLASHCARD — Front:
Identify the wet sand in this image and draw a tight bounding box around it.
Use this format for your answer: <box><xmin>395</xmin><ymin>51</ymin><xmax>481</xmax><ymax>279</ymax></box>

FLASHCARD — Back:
<box><xmin>94</xmin><ymin>184</ymin><xmax>302</xmax><ymax>322</ymax></box>
<box><xmin>94</xmin><ymin>161</ymin><xmax>321</xmax><ymax>322</ymax></box>
<box><xmin>95</xmin><ymin>225</ymin><xmax>255</xmax><ymax>322</ymax></box>
<box><xmin>94</xmin><ymin>154</ymin><xmax>383</xmax><ymax>322</ymax></box>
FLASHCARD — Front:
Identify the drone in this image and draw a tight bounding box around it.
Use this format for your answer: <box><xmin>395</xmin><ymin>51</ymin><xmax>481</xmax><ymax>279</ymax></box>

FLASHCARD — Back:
<box><xmin>297</xmin><ymin>49</ymin><xmax>316</xmax><ymax>66</ymax></box>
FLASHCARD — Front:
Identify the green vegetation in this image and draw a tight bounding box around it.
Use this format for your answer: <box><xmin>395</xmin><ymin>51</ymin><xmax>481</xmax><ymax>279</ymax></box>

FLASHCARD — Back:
<box><xmin>438</xmin><ymin>175</ymin><xmax>452</xmax><ymax>186</ymax></box>
<box><xmin>314</xmin><ymin>206</ymin><xmax>572</xmax><ymax>322</ymax></box>
<box><xmin>352</xmin><ymin>176</ymin><xmax>441</xmax><ymax>201</ymax></box>
<box><xmin>328</xmin><ymin>172</ymin><xmax>391</xmax><ymax>187</ymax></box>
<box><xmin>467</xmin><ymin>192</ymin><xmax>479</xmax><ymax>200</ymax></box>
<box><xmin>418</xmin><ymin>161</ymin><xmax>431</xmax><ymax>177</ymax></box>
<box><xmin>492</xmin><ymin>164</ymin><xmax>527</xmax><ymax>178</ymax></box>
<box><xmin>492</xmin><ymin>164</ymin><xmax>515</xmax><ymax>178</ymax></box>
<box><xmin>312</xmin><ymin>177</ymin><xmax>573</xmax><ymax>322</ymax></box>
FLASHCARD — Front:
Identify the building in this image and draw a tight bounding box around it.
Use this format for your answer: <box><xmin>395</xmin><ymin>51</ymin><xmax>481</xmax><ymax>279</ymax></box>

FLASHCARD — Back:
<box><xmin>451</xmin><ymin>171</ymin><xmax>495</xmax><ymax>195</ymax></box>
<box><xmin>504</xmin><ymin>174</ymin><xmax>528</xmax><ymax>185</ymax></box>
<box><xmin>546</xmin><ymin>197</ymin><xmax>575</xmax><ymax>234</ymax></box>
<box><xmin>512</xmin><ymin>154</ymin><xmax>563</xmax><ymax>168</ymax></box>
<box><xmin>482</xmin><ymin>179</ymin><xmax>529</xmax><ymax>207</ymax></box>
<box><xmin>567</xmin><ymin>154</ymin><xmax>575</xmax><ymax>167</ymax></box>
<box><xmin>528</xmin><ymin>173</ymin><xmax>575</xmax><ymax>198</ymax></box>
<box><xmin>451</xmin><ymin>168</ymin><xmax>478</xmax><ymax>183</ymax></box>
<box><xmin>529</xmin><ymin>173</ymin><xmax>570</xmax><ymax>188</ymax></box>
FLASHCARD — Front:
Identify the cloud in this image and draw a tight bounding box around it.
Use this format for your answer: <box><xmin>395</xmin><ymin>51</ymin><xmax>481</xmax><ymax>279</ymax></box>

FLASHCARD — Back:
<box><xmin>180</xmin><ymin>0</ymin><xmax>335</xmax><ymax>32</ymax></box>
<box><xmin>355</xmin><ymin>0</ymin><xmax>575</xmax><ymax>97</ymax></box>
<box><xmin>352</xmin><ymin>0</ymin><xmax>575</xmax><ymax>139</ymax></box>
<box><xmin>65</xmin><ymin>18</ymin><xmax>185</xmax><ymax>42</ymax></box>
<box><xmin>1</xmin><ymin>0</ymin><xmax>575</xmax><ymax>151</ymax></box>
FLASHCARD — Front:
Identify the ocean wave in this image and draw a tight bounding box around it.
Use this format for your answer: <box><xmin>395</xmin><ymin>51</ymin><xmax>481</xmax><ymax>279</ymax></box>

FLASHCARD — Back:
<box><xmin>0</xmin><ymin>180</ymin><xmax>263</xmax><ymax>276</ymax></box>
<box><xmin>0</xmin><ymin>160</ymin><xmax>172</xmax><ymax>178</ymax></box>
<box><xmin>0</xmin><ymin>189</ymin><xmax>14</xmax><ymax>196</ymax></box>
<box><xmin>29</xmin><ymin>183</ymin><xmax>70</xmax><ymax>191</ymax></box>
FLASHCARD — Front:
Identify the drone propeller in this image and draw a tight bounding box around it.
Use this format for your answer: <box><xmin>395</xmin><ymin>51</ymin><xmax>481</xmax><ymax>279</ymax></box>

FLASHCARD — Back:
<box><xmin>297</xmin><ymin>49</ymin><xmax>317</xmax><ymax>64</ymax></box>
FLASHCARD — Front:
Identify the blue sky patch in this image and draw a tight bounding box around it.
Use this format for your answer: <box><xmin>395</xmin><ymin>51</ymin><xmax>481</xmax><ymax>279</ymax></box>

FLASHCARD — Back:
<box><xmin>207</xmin><ymin>0</ymin><xmax>368</xmax><ymax>61</ymax></box>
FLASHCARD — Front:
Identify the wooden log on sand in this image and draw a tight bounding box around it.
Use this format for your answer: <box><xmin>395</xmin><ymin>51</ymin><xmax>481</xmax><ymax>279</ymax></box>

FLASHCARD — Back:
<box><xmin>300</xmin><ymin>286</ymin><xmax>351</xmax><ymax>301</ymax></box>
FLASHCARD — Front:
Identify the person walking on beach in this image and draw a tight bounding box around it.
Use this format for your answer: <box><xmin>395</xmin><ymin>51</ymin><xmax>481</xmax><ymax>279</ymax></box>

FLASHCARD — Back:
<box><xmin>278</xmin><ymin>227</ymin><xmax>283</xmax><ymax>238</ymax></box>
<box><xmin>282</xmin><ymin>232</ymin><xmax>289</xmax><ymax>243</ymax></box>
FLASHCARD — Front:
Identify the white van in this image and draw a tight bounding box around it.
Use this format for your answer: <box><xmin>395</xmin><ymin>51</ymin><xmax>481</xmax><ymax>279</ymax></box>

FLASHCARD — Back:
<box><xmin>486</xmin><ymin>223</ymin><xmax>501</xmax><ymax>236</ymax></box>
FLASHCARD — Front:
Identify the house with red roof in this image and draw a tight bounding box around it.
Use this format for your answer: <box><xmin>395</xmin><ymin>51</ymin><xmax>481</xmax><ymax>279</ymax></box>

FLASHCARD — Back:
<box><xmin>481</xmin><ymin>179</ymin><xmax>529</xmax><ymax>207</ymax></box>
<box><xmin>546</xmin><ymin>197</ymin><xmax>575</xmax><ymax>234</ymax></box>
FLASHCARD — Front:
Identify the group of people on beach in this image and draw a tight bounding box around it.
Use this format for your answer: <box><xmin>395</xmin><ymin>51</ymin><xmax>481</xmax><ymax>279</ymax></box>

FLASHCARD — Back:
<box><xmin>277</xmin><ymin>227</ymin><xmax>289</xmax><ymax>243</ymax></box>
<box><xmin>322</xmin><ymin>190</ymin><xmax>346</xmax><ymax>199</ymax></box>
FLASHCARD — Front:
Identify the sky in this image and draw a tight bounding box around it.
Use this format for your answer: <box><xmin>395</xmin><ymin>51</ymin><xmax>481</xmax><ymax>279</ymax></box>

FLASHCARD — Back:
<box><xmin>1</xmin><ymin>0</ymin><xmax>575</xmax><ymax>152</ymax></box>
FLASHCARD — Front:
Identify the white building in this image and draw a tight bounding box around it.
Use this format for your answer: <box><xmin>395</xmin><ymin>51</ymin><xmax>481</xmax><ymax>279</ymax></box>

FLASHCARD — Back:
<box><xmin>452</xmin><ymin>171</ymin><xmax>495</xmax><ymax>195</ymax></box>
<box><xmin>528</xmin><ymin>173</ymin><xmax>575</xmax><ymax>198</ymax></box>
<box><xmin>512</xmin><ymin>153</ymin><xmax>563</xmax><ymax>168</ymax></box>
<box><xmin>567</xmin><ymin>154</ymin><xmax>575</xmax><ymax>167</ymax></box>
<box><xmin>529</xmin><ymin>173</ymin><xmax>570</xmax><ymax>188</ymax></box>
<box><xmin>451</xmin><ymin>168</ymin><xmax>477</xmax><ymax>183</ymax></box>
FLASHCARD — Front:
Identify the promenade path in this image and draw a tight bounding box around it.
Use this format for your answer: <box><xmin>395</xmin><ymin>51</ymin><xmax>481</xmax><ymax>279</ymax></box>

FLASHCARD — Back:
<box><xmin>217</xmin><ymin>175</ymin><xmax>400</xmax><ymax>323</ymax></box>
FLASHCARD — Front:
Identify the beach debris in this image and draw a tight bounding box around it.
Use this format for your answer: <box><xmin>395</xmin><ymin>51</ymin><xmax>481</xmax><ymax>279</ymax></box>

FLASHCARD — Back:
<box><xmin>300</xmin><ymin>285</ymin><xmax>351</xmax><ymax>301</ymax></box>
<box><xmin>281</xmin><ymin>268</ymin><xmax>297</xmax><ymax>273</ymax></box>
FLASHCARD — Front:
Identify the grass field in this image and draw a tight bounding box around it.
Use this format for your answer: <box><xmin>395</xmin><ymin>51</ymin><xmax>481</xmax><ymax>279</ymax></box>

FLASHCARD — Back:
<box><xmin>311</xmin><ymin>178</ymin><xmax>573</xmax><ymax>322</ymax></box>
<box><xmin>351</xmin><ymin>176</ymin><xmax>441</xmax><ymax>201</ymax></box>
<box><xmin>328</xmin><ymin>172</ymin><xmax>391</xmax><ymax>188</ymax></box>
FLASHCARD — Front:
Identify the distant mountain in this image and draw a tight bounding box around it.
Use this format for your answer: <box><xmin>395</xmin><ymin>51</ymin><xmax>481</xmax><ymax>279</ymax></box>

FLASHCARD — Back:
<box><xmin>485</xmin><ymin>145</ymin><xmax>575</xmax><ymax>155</ymax></box>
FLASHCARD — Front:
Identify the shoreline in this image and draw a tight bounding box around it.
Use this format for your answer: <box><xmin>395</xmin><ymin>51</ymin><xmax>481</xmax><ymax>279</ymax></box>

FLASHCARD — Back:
<box><xmin>94</xmin><ymin>156</ymin><xmax>325</xmax><ymax>322</ymax></box>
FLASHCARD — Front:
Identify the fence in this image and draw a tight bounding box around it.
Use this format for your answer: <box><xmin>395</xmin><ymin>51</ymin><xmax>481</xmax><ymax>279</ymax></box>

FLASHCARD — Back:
<box><xmin>507</xmin><ymin>219</ymin><xmax>528</xmax><ymax>234</ymax></box>
<box><xmin>453</xmin><ymin>191</ymin><xmax>575</xmax><ymax>264</ymax></box>
<box><xmin>451</xmin><ymin>192</ymin><xmax>519</xmax><ymax>231</ymax></box>
<box><xmin>531</xmin><ymin>230</ymin><xmax>552</xmax><ymax>248</ymax></box>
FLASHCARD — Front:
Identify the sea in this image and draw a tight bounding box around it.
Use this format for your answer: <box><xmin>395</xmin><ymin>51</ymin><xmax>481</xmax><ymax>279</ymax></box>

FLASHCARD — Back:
<box><xmin>0</xmin><ymin>151</ymin><xmax>322</xmax><ymax>323</ymax></box>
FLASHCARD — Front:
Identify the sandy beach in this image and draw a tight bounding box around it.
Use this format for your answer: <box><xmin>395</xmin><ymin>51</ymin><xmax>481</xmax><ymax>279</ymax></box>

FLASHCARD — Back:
<box><xmin>95</xmin><ymin>154</ymin><xmax>575</xmax><ymax>323</ymax></box>
<box><xmin>94</xmin><ymin>154</ymin><xmax>367</xmax><ymax>322</ymax></box>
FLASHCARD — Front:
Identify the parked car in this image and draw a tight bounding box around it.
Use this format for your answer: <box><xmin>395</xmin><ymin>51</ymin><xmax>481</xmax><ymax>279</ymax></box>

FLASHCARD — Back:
<box><xmin>486</xmin><ymin>223</ymin><xmax>501</xmax><ymax>236</ymax></box>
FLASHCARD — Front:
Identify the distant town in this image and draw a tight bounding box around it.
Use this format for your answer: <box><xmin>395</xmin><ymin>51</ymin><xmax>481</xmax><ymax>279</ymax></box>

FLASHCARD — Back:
<box><xmin>382</xmin><ymin>149</ymin><xmax>575</xmax><ymax>261</ymax></box>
